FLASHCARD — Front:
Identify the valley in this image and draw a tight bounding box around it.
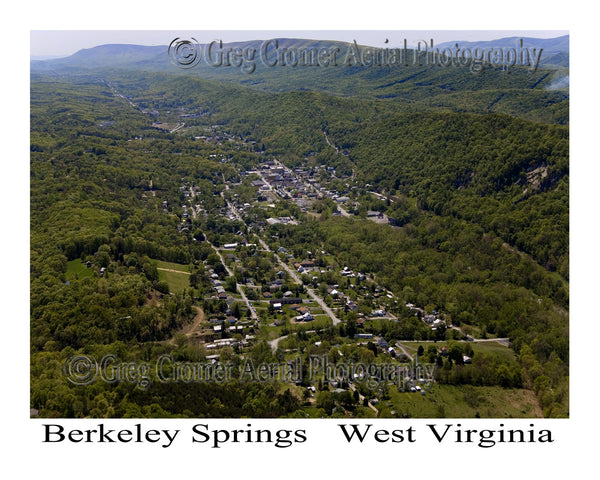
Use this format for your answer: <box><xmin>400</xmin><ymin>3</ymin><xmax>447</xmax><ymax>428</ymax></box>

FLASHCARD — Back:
<box><xmin>30</xmin><ymin>35</ymin><xmax>569</xmax><ymax>419</ymax></box>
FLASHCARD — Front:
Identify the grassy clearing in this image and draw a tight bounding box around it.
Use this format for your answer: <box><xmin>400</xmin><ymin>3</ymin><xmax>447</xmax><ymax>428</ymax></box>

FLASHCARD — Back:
<box><xmin>153</xmin><ymin>260</ymin><xmax>191</xmax><ymax>294</ymax></box>
<box><xmin>259</xmin><ymin>316</ymin><xmax>334</xmax><ymax>341</ymax></box>
<box><xmin>65</xmin><ymin>258</ymin><xmax>94</xmax><ymax>281</ymax></box>
<box><xmin>381</xmin><ymin>384</ymin><xmax>542</xmax><ymax>418</ymax></box>
<box><xmin>158</xmin><ymin>270</ymin><xmax>190</xmax><ymax>294</ymax></box>
<box><xmin>398</xmin><ymin>340</ymin><xmax>515</xmax><ymax>362</ymax></box>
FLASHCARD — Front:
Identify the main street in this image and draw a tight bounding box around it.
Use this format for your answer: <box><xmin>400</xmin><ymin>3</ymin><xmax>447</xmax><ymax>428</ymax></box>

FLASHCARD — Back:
<box><xmin>255</xmin><ymin>234</ymin><xmax>341</xmax><ymax>326</ymax></box>
<box><xmin>221</xmin><ymin>192</ymin><xmax>341</xmax><ymax>326</ymax></box>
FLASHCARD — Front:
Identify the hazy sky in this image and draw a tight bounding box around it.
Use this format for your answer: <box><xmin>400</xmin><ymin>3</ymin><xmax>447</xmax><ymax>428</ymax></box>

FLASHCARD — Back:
<box><xmin>30</xmin><ymin>30</ymin><xmax>568</xmax><ymax>57</ymax></box>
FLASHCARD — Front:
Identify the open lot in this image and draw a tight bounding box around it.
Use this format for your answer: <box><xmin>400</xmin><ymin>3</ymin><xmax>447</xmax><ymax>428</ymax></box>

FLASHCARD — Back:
<box><xmin>65</xmin><ymin>258</ymin><xmax>94</xmax><ymax>281</ymax></box>
<box><xmin>154</xmin><ymin>259</ymin><xmax>191</xmax><ymax>294</ymax></box>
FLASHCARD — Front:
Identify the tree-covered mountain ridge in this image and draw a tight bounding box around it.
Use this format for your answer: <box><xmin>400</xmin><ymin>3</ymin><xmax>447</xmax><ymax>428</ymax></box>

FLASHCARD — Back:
<box><xmin>326</xmin><ymin>111</ymin><xmax>568</xmax><ymax>279</ymax></box>
<box><xmin>31</xmin><ymin>36</ymin><xmax>569</xmax><ymax>125</ymax></box>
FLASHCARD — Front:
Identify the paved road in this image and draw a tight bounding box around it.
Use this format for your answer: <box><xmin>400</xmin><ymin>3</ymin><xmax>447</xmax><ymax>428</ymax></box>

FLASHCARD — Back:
<box><xmin>189</xmin><ymin>186</ymin><xmax>197</xmax><ymax>219</ymax></box>
<box><xmin>209</xmin><ymin>236</ymin><xmax>258</xmax><ymax>321</ymax></box>
<box><xmin>323</xmin><ymin>130</ymin><xmax>339</xmax><ymax>154</ymax></box>
<box><xmin>394</xmin><ymin>342</ymin><xmax>414</xmax><ymax>362</ymax></box>
<box><xmin>268</xmin><ymin>334</ymin><xmax>289</xmax><ymax>351</ymax></box>
<box><xmin>170</xmin><ymin>122</ymin><xmax>185</xmax><ymax>133</ymax></box>
<box><xmin>348</xmin><ymin>382</ymin><xmax>379</xmax><ymax>415</ymax></box>
<box><xmin>337</xmin><ymin>205</ymin><xmax>352</xmax><ymax>217</ymax></box>
<box><xmin>256</xmin><ymin>236</ymin><xmax>341</xmax><ymax>326</ymax></box>
<box><xmin>305</xmin><ymin>287</ymin><xmax>341</xmax><ymax>325</ymax></box>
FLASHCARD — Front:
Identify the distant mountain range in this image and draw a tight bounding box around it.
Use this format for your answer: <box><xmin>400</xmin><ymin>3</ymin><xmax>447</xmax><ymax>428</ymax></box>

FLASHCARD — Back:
<box><xmin>31</xmin><ymin>43</ymin><xmax>167</xmax><ymax>70</ymax></box>
<box><xmin>438</xmin><ymin>35</ymin><xmax>568</xmax><ymax>53</ymax></box>
<box><xmin>31</xmin><ymin>35</ymin><xmax>569</xmax><ymax>71</ymax></box>
<box><xmin>437</xmin><ymin>35</ymin><xmax>569</xmax><ymax>67</ymax></box>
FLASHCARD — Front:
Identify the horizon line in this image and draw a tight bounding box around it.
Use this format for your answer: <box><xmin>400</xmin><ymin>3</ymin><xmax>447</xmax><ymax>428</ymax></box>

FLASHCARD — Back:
<box><xmin>30</xmin><ymin>31</ymin><xmax>569</xmax><ymax>58</ymax></box>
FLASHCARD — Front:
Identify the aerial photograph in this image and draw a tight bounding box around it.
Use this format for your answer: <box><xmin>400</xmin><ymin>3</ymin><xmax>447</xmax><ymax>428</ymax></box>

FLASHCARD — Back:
<box><xmin>30</xmin><ymin>30</ymin><xmax>569</xmax><ymax>420</ymax></box>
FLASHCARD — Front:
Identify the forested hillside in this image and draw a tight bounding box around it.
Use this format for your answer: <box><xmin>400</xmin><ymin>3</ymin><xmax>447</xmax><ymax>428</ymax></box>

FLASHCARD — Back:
<box><xmin>328</xmin><ymin>112</ymin><xmax>569</xmax><ymax>277</ymax></box>
<box><xmin>30</xmin><ymin>38</ymin><xmax>569</xmax><ymax>419</ymax></box>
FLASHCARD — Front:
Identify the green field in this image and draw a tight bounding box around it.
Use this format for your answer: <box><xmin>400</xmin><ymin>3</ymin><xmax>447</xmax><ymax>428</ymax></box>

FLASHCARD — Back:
<box><xmin>296</xmin><ymin>383</ymin><xmax>541</xmax><ymax>418</ymax></box>
<box><xmin>153</xmin><ymin>260</ymin><xmax>191</xmax><ymax>294</ymax></box>
<box><xmin>398</xmin><ymin>340</ymin><xmax>515</xmax><ymax>361</ymax></box>
<box><xmin>259</xmin><ymin>316</ymin><xmax>335</xmax><ymax>341</ymax></box>
<box><xmin>382</xmin><ymin>384</ymin><xmax>542</xmax><ymax>418</ymax></box>
<box><xmin>65</xmin><ymin>258</ymin><xmax>94</xmax><ymax>281</ymax></box>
